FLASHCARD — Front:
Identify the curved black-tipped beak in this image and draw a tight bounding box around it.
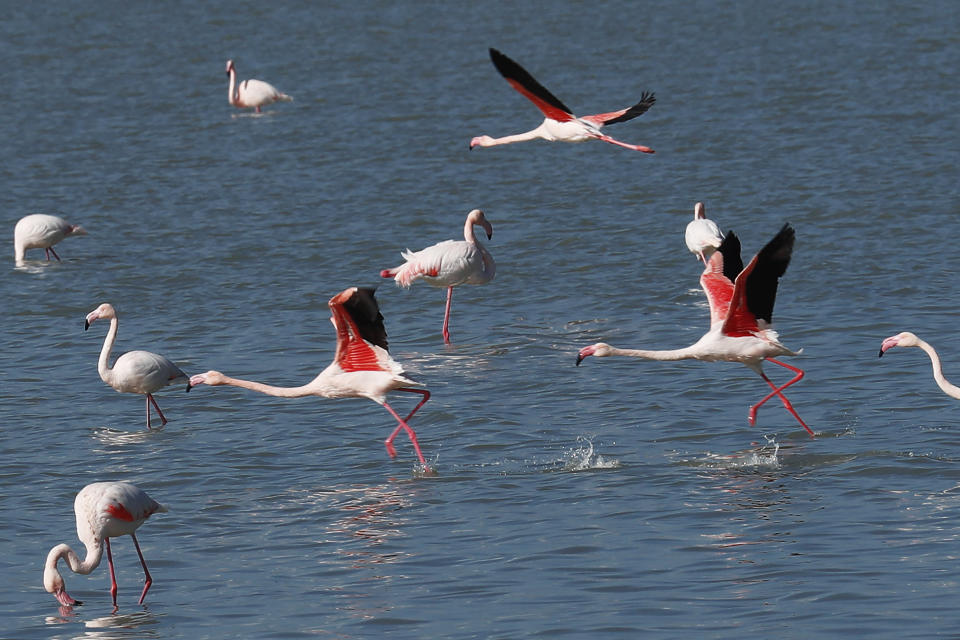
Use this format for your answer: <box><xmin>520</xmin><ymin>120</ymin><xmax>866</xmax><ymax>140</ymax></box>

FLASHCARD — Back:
<box><xmin>576</xmin><ymin>354</ymin><xmax>585</xmax><ymax>366</ymax></box>
<box><xmin>185</xmin><ymin>382</ymin><xmax>192</xmax><ymax>393</ymax></box>
<box><xmin>84</xmin><ymin>320</ymin><xmax>90</xmax><ymax>331</ymax></box>
<box><xmin>877</xmin><ymin>349</ymin><xmax>884</xmax><ymax>358</ymax></box>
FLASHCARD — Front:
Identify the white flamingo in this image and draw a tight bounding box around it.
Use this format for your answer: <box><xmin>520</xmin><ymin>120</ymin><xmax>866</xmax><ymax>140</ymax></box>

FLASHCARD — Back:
<box><xmin>14</xmin><ymin>214</ymin><xmax>87</xmax><ymax>265</ymax></box>
<box><xmin>879</xmin><ymin>332</ymin><xmax>960</xmax><ymax>399</ymax></box>
<box><xmin>225</xmin><ymin>59</ymin><xmax>292</xmax><ymax>113</ymax></box>
<box><xmin>380</xmin><ymin>209</ymin><xmax>495</xmax><ymax>344</ymax></box>
<box><xmin>684</xmin><ymin>202</ymin><xmax>724</xmax><ymax>263</ymax></box>
<box><xmin>577</xmin><ymin>223</ymin><xmax>812</xmax><ymax>435</ymax></box>
<box><xmin>470</xmin><ymin>48</ymin><xmax>656</xmax><ymax>152</ymax></box>
<box><xmin>85</xmin><ymin>303</ymin><xmax>188</xmax><ymax>429</ymax></box>
<box><xmin>187</xmin><ymin>287</ymin><xmax>432</xmax><ymax>468</ymax></box>
<box><xmin>43</xmin><ymin>482</ymin><xmax>167</xmax><ymax>609</ymax></box>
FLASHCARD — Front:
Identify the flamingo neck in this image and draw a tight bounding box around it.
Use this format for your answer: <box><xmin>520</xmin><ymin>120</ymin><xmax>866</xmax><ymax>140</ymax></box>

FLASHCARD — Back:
<box><xmin>45</xmin><ymin>539</ymin><xmax>103</xmax><ymax>582</ymax></box>
<box><xmin>604</xmin><ymin>345</ymin><xmax>699</xmax><ymax>361</ymax></box>
<box><xmin>217</xmin><ymin>374</ymin><xmax>318</xmax><ymax>398</ymax></box>
<box><xmin>481</xmin><ymin>128</ymin><xmax>545</xmax><ymax>147</ymax></box>
<box><xmin>227</xmin><ymin>68</ymin><xmax>238</xmax><ymax>105</ymax></box>
<box><xmin>916</xmin><ymin>339</ymin><xmax>960</xmax><ymax>399</ymax></box>
<box><xmin>97</xmin><ymin>317</ymin><xmax>119</xmax><ymax>386</ymax></box>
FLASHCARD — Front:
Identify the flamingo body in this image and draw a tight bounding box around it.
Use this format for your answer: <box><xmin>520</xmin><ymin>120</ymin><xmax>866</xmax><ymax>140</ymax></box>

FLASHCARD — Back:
<box><xmin>380</xmin><ymin>209</ymin><xmax>495</xmax><ymax>343</ymax></box>
<box><xmin>85</xmin><ymin>303</ymin><xmax>188</xmax><ymax>428</ymax></box>
<box><xmin>226</xmin><ymin>59</ymin><xmax>292</xmax><ymax>113</ymax></box>
<box><xmin>577</xmin><ymin>223</ymin><xmax>812</xmax><ymax>435</ymax></box>
<box><xmin>879</xmin><ymin>331</ymin><xmax>960</xmax><ymax>399</ymax></box>
<box><xmin>43</xmin><ymin>482</ymin><xmax>166</xmax><ymax>608</ymax></box>
<box><xmin>14</xmin><ymin>214</ymin><xmax>87</xmax><ymax>264</ymax></box>
<box><xmin>188</xmin><ymin>288</ymin><xmax>432</xmax><ymax>467</ymax></box>
<box><xmin>685</xmin><ymin>202</ymin><xmax>723</xmax><ymax>263</ymax></box>
<box><xmin>470</xmin><ymin>48</ymin><xmax>656</xmax><ymax>152</ymax></box>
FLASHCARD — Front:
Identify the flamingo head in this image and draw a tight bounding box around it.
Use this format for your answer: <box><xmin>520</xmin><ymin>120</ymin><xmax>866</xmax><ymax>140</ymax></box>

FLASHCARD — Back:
<box><xmin>43</xmin><ymin>547</ymin><xmax>82</xmax><ymax>607</ymax></box>
<box><xmin>84</xmin><ymin>303</ymin><xmax>116</xmax><ymax>330</ymax></box>
<box><xmin>187</xmin><ymin>370</ymin><xmax>226</xmax><ymax>390</ymax></box>
<box><xmin>879</xmin><ymin>332</ymin><xmax>920</xmax><ymax>357</ymax></box>
<box><xmin>225</xmin><ymin>59</ymin><xmax>235</xmax><ymax>75</ymax></box>
<box><xmin>467</xmin><ymin>209</ymin><xmax>493</xmax><ymax>239</ymax></box>
<box><xmin>694</xmin><ymin>202</ymin><xmax>705</xmax><ymax>220</ymax></box>
<box><xmin>68</xmin><ymin>224</ymin><xmax>88</xmax><ymax>237</ymax></box>
<box><xmin>469</xmin><ymin>136</ymin><xmax>494</xmax><ymax>150</ymax></box>
<box><xmin>576</xmin><ymin>343</ymin><xmax>612</xmax><ymax>366</ymax></box>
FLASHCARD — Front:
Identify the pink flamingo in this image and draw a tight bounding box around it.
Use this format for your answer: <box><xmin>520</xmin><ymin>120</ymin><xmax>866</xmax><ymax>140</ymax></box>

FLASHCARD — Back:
<box><xmin>685</xmin><ymin>202</ymin><xmax>724</xmax><ymax>263</ymax></box>
<box><xmin>470</xmin><ymin>48</ymin><xmax>656</xmax><ymax>152</ymax></box>
<box><xmin>14</xmin><ymin>214</ymin><xmax>87</xmax><ymax>265</ymax></box>
<box><xmin>43</xmin><ymin>482</ymin><xmax>167</xmax><ymax>608</ymax></box>
<box><xmin>879</xmin><ymin>332</ymin><xmax>960</xmax><ymax>399</ymax></box>
<box><xmin>187</xmin><ymin>287</ymin><xmax>432</xmax><ymax>467</ymax></box>
<box><xmin>380</xmin><ymin>209</ymin><xmax>495</xmax><ymax>344</ymax></box>
<box><xmin>225</xmin><ymin>59</ymin><xmax>292</xmax><ymax>113</ymax></box>
<box><xmin>85</xmin><ymin>303</ymin><xmax>189</xmax><ymax>429</ymax></box>
<box><xmin>577</xmin><ymin>223</ymin><xmax>813</xmax><ymax>435</ymax></box>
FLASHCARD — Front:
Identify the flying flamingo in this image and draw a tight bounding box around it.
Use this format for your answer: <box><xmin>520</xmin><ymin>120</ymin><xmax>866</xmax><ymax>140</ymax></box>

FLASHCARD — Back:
<box><xmin>225</xmin><ymin>59</ymin><xmax>293</xmax><ymax>113</ymax></box>
<box><xmin>469</xmin><ymin>48</ymin><xmax>656</xmax><ymax>152</ymax></box>
<box><xmin>685</xmin><ymin>202</ymin><xmax>724</xmax><ymax>263</ymax></box>
<box><xmin>879</xmin><ymin>332</ymin><xmax>960</xmax><ymax>399</ymax></box>
<box><xmin>380</xmin><ymin>209</ymin><xmax>495</xmax><ymax>344</ymax></box>
<box><xmin>577</xmin><ymin>223</ymin><xmax>813</xmax><ymax>435</ymax></box>
<box><xmin>187</xmin><ymin>287</ymin><xmax>432</xmax><ymax>467</ymax></box>
<box><xmin>85</xmin><ymin>303</ymin><xmax>189</xmax><ymax>429</ymax></box>
<box><xmin>43</xmin><ymin>481</ymin><xmax>167</xmax><ymax>609</ymax></box>
<box><xmin>14</xmin><ymin>214</ymin><xmax>87</xmax><ymax>265</ymax></box>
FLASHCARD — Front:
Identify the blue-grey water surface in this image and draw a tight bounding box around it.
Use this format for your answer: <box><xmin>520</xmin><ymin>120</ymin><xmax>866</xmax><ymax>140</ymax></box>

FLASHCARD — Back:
<box><xmin>3</xmin><ymin>2</ymin><xmax>960</xmax><ymax>638</ymax></box>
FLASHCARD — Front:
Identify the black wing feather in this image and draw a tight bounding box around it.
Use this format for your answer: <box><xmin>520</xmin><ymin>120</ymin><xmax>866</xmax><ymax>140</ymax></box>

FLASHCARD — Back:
<box><xmin>489</xmin><ymin>48</ymin><xmax>574</xmax><ymax>116</ymax></box>
<box><xmin>716</xmin><ymin>230</ymin><xmax>744</xmax><ymax>284</ymax></box>
<box><xmin>602</xmin><ymin>91</ymin><xmax>656</xmax><ymax>125</ymax></box>
<box><xmin>745</xmin><ymin>223</ymin><xmax>795</xmax><ymax>325</ymax></box>
<box><xmin>343</xmin><ymin>288</ymin><xmax>389</xmax><ymax>351</ymax></box>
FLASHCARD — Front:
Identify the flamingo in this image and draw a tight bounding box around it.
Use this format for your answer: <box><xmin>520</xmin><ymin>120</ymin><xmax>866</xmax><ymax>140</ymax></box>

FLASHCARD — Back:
<box><xmin>85</xmin><ymin>303</ymin><xmax>188</xmax><ymax>429</ymax></box>
<box><xmin>43</xmin><ymin>482</ymin><xmax>167</xmax><ymax>609</ymax></box>
<box><xmin>187</xmin><ymin>287</ymin><xmax>432</xmax><ymax>467</ymax></box>
<box><xmin>685</xmin><ymin>202</ymin><xmax>724</xmax><ymax>263</ymax></box>
<box><xmin>469</xmin><ymin>48</ymin><xmax>656</xmax><ymax>152</ymax></box>
<box><xmin>577</xmin><ymin>223</ymin><xmax>813</xmax><ymax>436</ymax></box>
<box><xmin>879</xmin><ymin>332</ymin><xmax>960</xmax><ymax>399</ymax></box>
<box><xmin>379</xmin><ymin>209</ymin><xmax>495</xmax><ymax>344</ymax></box>
<box><xmin>14</xmin><ymin>214</ymin><xmax>87</xmax><ymax>265</ymax></box>
<box><xmin>225</xmin><ymin>59</ymin><xmax>292</xmax><ymax>113</ymax></box>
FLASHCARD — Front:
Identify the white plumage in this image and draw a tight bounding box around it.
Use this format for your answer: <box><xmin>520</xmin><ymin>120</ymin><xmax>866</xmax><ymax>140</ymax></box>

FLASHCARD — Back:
<box><xmin>225</xmin><ymin>59</ymin><xmax>292</xmax><ymax>113</ymax></box>
<box><xmin>684</xmin><ymin>202</ymin><xmax>724</xmax><ymax>263</ymax></box>
<box><xmin>14</xmin><ymin>213</ymin><xmax>87</xmax><ymax>265</ymax></box>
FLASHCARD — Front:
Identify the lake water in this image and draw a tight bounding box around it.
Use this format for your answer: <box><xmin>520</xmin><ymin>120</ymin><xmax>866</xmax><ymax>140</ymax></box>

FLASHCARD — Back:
<box><xmin>3</xmin><ymin>2</ymin><xmax>960</xmax><ymax>638</ymax></box>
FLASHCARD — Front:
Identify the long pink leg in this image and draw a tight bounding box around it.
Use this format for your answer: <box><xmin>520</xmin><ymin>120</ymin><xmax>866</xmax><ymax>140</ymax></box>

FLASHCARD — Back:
<box><xmin>381</xmin><ymin>401</ymin><xmax>428</xmax><ymax>466</ymax></box>
<box><xmin>442</xmin><ymin>287</ymin><xmax>454</xmax><ymax>343</ymax></box>
<box><xmin>146</xmin><ymin>394</ymin><xmax>168</xmax><ymax>429</ymax></box>
<box><xmin>596</xmin><ymin>134</ymin><xmax>655</xmax><ymax>154</ymax></box>
<box><xmin>383</xmin><ymin>389</ymin><xmax>431</xmax><ymax>457</ymax></box>
<box><xmin>131</xmin><ymin>533</ymin><xmax>153</xmax><ymax>605</ymax></box>
<box><xmin>748</xmin><ymin>359</ymin><xmax>812</xmax><ymax>436</ymax></box>
<box><xmin>48</xmin><ymin>246</ymin><xmax>62</xmax><ymax>261</ymax></box>
<box><xmin>105</xmin><ymin>538</ymin><xmax>119</xmax><ymax>607</ymax></box>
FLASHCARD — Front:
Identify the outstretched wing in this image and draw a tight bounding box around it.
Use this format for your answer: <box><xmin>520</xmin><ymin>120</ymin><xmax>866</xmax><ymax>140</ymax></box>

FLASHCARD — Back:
<box><xmin>722</xmin><ymin>223</ymin><xmax>794</xmax><ymax>336</ymax></box>
<box><xmin>489</xmin><ymin>48</ymin><xmax>575</xmax><ymax>122</ymax></box>
<box><xmin>329</xmin><ymin>287</ymin><xmax>390</xmax><ymax>372</ymax></box>
<box><xmin>581</xmin><ymin>91</ymin><xmax>656</xmax><ymax>126</ymax></box>
<box><xmin>700</xmin><ymin>230</ymin><xmax>742</xmax><ymax>327</ymax></box>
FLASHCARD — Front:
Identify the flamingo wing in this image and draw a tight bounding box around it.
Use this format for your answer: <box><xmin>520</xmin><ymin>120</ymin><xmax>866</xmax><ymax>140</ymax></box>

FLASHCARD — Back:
<box><xmin>329</xmin><ymin>288</ymin><xmax>390</xmax><ymax>372</ymax></box>
<box><xmin>700</xmin><ymin>230</ymin><xmax>742</xmax><ymax>326</ymax></box>
<box><xmin>581</xmin><ymin>92</ymin><xmax>656</xmax><ymax>126</ymax></box>
<box><xmin>722</xmin><ymin>223</ymin><xmax>794</xmax><ymax>336</ymax></box>
<box><xmin>489</xmin><ymin>48</ymin><xmax>575</xmax><ymax>123</ymax></box>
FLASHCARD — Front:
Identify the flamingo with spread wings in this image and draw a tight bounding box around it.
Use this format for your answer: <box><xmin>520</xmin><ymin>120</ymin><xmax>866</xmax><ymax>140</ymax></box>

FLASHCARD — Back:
<box><xmin>470</xmin><ymin>48</ymin><xmax>656</xmax><ymax>152</ymax></box>
<box><xmin>188</xmin><ymin>288</ymin><xmax>432</xmax><ymax>467</ymax></box>
<box><xmin>577</xmin><ymin>224</ymin><xmax>812</xmax><ymax>436</ymax></box>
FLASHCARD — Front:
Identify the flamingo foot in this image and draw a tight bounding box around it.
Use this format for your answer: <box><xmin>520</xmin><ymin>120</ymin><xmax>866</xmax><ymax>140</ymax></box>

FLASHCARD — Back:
<box><xmin>384</xmin><ymin>440</ymin><xmax>398</xmax><ymax>458</ymax></box>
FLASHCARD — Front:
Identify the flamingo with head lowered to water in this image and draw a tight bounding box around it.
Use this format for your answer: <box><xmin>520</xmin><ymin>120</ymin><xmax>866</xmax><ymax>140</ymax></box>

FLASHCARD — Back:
<box><xmin>14</xmin><ymin>214</ymin><xmax>87</xmax><ymax>265</ymax></box>
<box><xmin>577</xmin><ymin>223</ymin><xmax>813</xmax><ymax>436</ymax></box>
<box><xmin>470</xmin><ymin>48</ymin><xmax>656</xmax><ymax>152</ymax></box>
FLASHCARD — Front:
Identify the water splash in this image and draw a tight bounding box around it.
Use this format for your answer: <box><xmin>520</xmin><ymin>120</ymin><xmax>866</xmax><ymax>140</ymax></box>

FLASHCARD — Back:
<box><xmin>561</xmin><ymin>436</ymin><xmax>621</xmax><ymax>471</ymax></box>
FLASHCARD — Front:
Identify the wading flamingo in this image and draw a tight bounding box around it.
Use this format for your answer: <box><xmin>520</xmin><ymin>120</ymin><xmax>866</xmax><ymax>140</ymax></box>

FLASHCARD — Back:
<box><xmin>187</xmin><ymin>287</ymin><xmax>432</xmax><ymax>467</ymax></box>
<box><xmin>879</xmin><ymin>332</ymin><xmax>960</xmax><ymax>399</ymax></box>
<box><xmin>14</xmin><ymin>214</ymin><xmax>87</xmax><ymax>265</ymax></box>
<box><xmin>43</xmin><ymin>482</ymin><xmax>167</xmax><ymax>609</ymax></box>
<box><xmin>225</xmin><ymin>59</ymin><xmax>292</xmax><ymax>113</ymax></box>
<box><xmin>470</xmin><ymin>48</ymin><xmax>656</xmax><ymax>152</ymax></box>
<box><xmin>380</xmin><ymin>209</ymin><xmax>495</xmax><ymax>344</ymax></box>
<box><xmin>85</xmin><ymin>303</ymin><xmax>188</xmax><ymax>429</ymax></box>
<box><xmin>577</xmin><ymin>223</ymin><xmax>813</xmax><ymax>435</ymax></box>
<box><xmin>685</xmin><ymin>202</ymin><xmax>724</xmax><ymax>263</ymax></box>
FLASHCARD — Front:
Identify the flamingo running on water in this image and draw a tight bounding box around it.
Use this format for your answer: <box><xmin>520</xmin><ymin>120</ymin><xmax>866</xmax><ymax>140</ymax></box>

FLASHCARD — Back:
<box><xmin>380</xmin><ymin>209</ymin><xmax>495</xmax><ymax>344</ymax></box>
<box><xmin>225</xmin><ymin>59</ymin><xmax>292</xmax><ymax>113</ymax></box>
<box><xmin>577</xmin><ymin>223</ymin><xmax>813</xmax><ymax>436</ymax></box>
<box><xmin>685</xmin><ymin>202</ymin><xmax>724</xmax><ymax>264</ymax></box>
<box><xmin>187</xmin><ymin>287</ymin><xmax>432</xmax><ymax>468</ymax></box>
<box><xmin>85</xmin><ymin>303</ymin><xmax>189</xmax><ymax>429</ymax></box>
<box><xmin>879</xmin><ymin>332</ymin><xmax>960</xmax><ymax>399</ymax></box>
<box><xmin>14</xmin><ymin>214</ymin><xmax>87</xmax><ymax>265</ymax></box>
<box><xmin>43</xmin><ymin>482</ymin><xmax>167</xmax><ymax>609</ymax></box>
<box><xmin>469</xmin><ymin>48</ymin><xmax>656</xmax><ymax>152</ymax></box>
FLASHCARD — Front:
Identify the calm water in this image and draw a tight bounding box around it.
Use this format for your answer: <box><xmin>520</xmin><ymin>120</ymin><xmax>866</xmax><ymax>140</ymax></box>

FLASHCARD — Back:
<box><xmin>3</xmin><ymin>2</ymin><xmax>960</xmax><ymax>638</ymax></box>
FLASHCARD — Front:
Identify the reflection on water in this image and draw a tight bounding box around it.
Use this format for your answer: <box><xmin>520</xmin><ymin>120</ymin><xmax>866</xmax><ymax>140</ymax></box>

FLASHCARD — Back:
<box><xmin>45</xmin><ymin>608</ymin><xmax>161</xmax><ymax>639</ymax></box>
